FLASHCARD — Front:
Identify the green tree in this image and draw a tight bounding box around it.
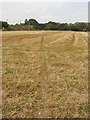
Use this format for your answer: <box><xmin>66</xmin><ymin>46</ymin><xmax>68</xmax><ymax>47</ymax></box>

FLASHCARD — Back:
<box><xmin>25</xmin><ymin>19</ymin><xmax>28</xmax><ymax>25</ymax></box>
<box><xmin>59</xmin><ymin>23</ymin><xmax>68</xmax><ymax>30</ymax></box>
<box><xmin>0</xmin><ymin>21</ymin><xmax>9</xmax><ymax>29</ymax></box>
<box><xmin>45</xmin><ymin>21</ymin><xmax>59</xmax><ymax>30</ymax></box>
<box><xmin>28</xmin><ymin>19</ymin><xmax>38</xmax><ymax>25</ymax></box>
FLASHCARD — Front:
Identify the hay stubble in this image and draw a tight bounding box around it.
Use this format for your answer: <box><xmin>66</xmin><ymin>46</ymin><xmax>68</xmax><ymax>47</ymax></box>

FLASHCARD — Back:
<box><xmin>2</xmin><ymin>31</ymin><xmax>88</xmax><ymax>118</ymax></box>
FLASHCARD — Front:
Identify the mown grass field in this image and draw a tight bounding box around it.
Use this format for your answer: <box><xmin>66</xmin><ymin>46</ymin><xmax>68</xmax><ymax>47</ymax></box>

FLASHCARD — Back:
<box><xmin>2</xmin><ymin>31</ymin><xmax>88</xmax><ymax>118</ymax></box>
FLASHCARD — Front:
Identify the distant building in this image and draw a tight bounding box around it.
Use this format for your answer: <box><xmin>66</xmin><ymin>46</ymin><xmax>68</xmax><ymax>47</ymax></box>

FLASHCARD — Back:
<box><xmin>9</xmin><ymin>25</ymin><xmax>33</xmax><ymax>29</ymax></box>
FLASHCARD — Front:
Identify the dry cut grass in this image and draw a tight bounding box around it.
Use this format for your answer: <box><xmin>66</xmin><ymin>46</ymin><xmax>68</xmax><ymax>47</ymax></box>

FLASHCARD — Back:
<box><xmin>2</xmin><ymin>31</ymin><xmax>88</xmax><ymax>118</ymax></box>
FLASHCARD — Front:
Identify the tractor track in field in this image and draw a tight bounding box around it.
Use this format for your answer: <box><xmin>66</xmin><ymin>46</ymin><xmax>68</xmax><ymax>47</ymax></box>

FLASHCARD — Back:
<box><xmin>79</xmin><ymin>32</ymin><xmax>88</xmax><ymax>46</ymax></box>
<box><xmin>48</xmin><ymin>32</ymin><xmax>75</xmax><ymax>44</ymax></box>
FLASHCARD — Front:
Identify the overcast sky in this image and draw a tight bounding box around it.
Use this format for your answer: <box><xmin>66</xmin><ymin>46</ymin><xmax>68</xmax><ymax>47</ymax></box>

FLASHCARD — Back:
<box><xmin>0</xmin><ymin>1</ymin><xmax>88</xmax><ymax>24</ymax></box>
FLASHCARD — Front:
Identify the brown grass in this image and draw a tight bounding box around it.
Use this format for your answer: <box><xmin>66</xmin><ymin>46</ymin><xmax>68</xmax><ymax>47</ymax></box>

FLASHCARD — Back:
<box><xmin>2</xmin><ymin>31</ymin><xmax>88</xmax><ymax>118</ymax></box>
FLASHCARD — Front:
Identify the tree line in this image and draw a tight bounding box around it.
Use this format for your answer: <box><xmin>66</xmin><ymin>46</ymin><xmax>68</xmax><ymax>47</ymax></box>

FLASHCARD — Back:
<box><xmin>0</xmin><ymin>19</ymin><xmax>90</xmax><ymax>31</ymax></box>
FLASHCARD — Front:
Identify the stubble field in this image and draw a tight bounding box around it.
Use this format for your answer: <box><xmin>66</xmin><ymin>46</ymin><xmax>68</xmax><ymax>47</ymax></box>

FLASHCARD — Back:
<box><xmin>2</xmin><ymin>31</ymin><xmax>88</xmax><ymax>118</ymax></box>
